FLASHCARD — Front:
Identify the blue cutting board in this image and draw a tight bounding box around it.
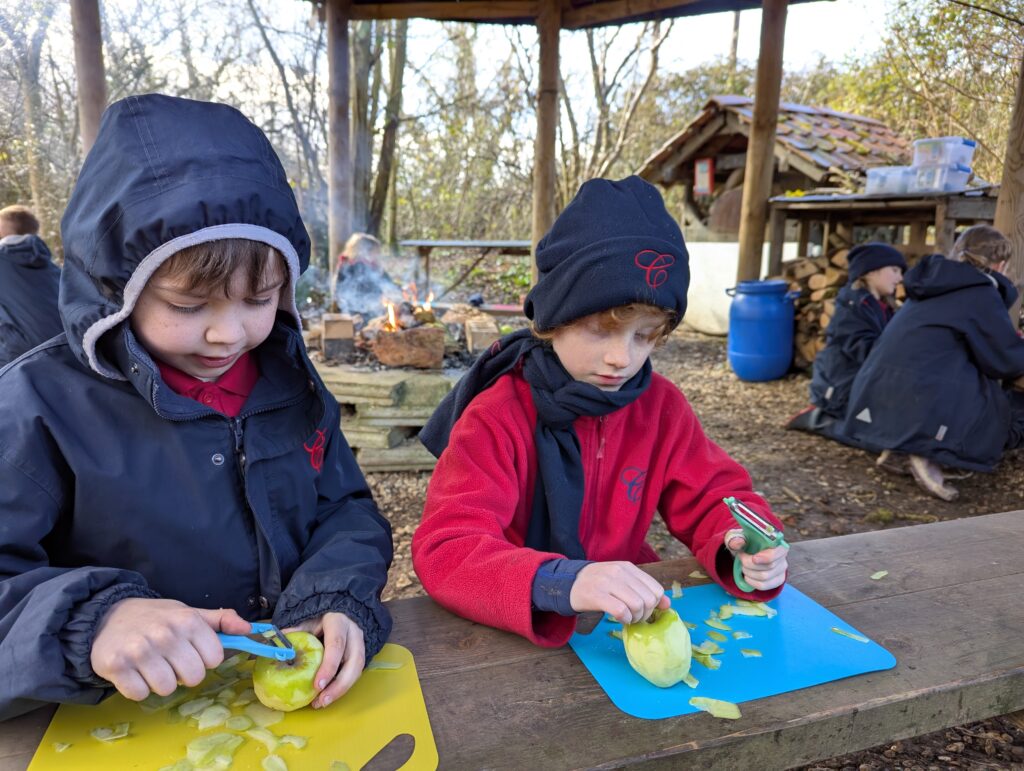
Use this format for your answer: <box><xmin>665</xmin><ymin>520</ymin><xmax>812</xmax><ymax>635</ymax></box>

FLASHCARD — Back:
<box><xmin>569</xmin><ymin>583</ymin><xmax>896</xmax><ymax>719</ymax></box>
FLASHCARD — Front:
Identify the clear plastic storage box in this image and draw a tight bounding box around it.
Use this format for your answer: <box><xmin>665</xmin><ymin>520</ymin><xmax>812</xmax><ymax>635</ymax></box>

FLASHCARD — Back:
<box><xmin>865</xmin><ymin>166</ymin><xmax>914</xmax><ymax>195</ymax></box>
<box><xmin>912</xmin><ymin>136</ymin><xmax>977</xmax><ymax>168</ymax></box>
<box><xmin>908</xmin><ymin>163</ymin><xmax>972</xmax><ymax>194</ymax></box>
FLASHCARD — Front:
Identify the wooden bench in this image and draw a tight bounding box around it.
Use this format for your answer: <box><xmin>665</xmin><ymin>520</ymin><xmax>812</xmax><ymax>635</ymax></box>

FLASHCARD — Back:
<box><xmin>399</xmin><ymin>239</ymin><xmax>531</xmax><ymax>294</ymax></box>
<box><xmin>2</xmin><ymin>511</ymin><xmax>1021</xmax><ymax>769</ymax></box>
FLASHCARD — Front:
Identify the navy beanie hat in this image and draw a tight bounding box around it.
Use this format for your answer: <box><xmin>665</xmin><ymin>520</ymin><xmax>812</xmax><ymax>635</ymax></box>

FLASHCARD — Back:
<box><xmin>846</xmin><ymin>242</ymin><xmax>907</xmax><ymax>283</ymax></box>
<box><xmin>524</xmin><ymin>176</ymin><xmax>689</xmax><ymax>331</ymax></box>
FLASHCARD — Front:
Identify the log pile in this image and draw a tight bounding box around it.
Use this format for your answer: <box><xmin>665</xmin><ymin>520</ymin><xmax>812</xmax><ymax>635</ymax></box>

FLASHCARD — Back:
<box><xmin>314</xmin><ymin>362</ymin><xmax>458</xmax><ymax>472</ymax></box>
<box><xmin>781</xmin><ymin>249</ymin><xmax>849</xmax><ymax>369</ymax></box>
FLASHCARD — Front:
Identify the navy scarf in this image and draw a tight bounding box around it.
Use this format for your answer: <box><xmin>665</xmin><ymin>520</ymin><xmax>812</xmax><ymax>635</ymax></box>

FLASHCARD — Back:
<box><xmin>420</xmin><ymin>329</ymin><xmax>651</xmax><ymax>558</ymax></box>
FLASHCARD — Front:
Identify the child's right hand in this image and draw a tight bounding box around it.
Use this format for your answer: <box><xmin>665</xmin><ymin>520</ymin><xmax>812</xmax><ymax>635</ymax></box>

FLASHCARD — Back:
<box><xmin>90</xmin><ymin>598</ymin><xmax>251</xmax><ymax>701</ymax></box>
<box><xmin>569</xmin><ymin>561</ymin><xmax>669</xmax><ymax>624</ymax></box>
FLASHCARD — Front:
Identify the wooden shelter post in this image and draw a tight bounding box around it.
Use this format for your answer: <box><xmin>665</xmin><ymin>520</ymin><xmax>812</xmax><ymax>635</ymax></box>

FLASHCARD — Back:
<box><xmin>736</xmin><ymin>0</ymin><xmax>788</xmax><ymax>282</ymax></box>
<box><xmin>995</xmin><ymin>52</ymin><xmax>1024</xmax><ymax>324</ymax></box>
<box><xmin>70</xmin><ymin>0</ymin><xmax>106</xmax><ymax>155</ymax></box>
<box><xmin>326</xmin><ymin>0</ymin><xmax>353</xmax><ymax>268</ymax></box>
<box><xmin>532</xmin><ymin>0</ymin><xmax>560</xmax><ymax>281</ymax></box>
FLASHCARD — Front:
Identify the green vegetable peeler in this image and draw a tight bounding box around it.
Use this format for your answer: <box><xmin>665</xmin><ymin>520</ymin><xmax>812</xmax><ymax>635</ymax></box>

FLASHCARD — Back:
<box><xmin>723</xmin><ymin>496</ymin><xmax>789</xmax><ymax>593</ymax></box>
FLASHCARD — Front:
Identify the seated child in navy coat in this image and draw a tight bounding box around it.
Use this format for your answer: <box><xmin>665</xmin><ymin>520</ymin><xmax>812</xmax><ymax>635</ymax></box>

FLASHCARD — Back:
<box><xmin>838</xmin><ymin>225</ymin><xmax>1024</xmax><ymax>500</ymax></box>
<box><xmin>0</xmin><ymin>95</ymin><xmax>393</xmax><ymax>719</ymax></box>
<box><xmin>788</xmin><ymin>243</ymin><xmax>905</xmax><ymax>435</ymax></box>
<box><xmin>412</xmin><ymin>176</ymin><xmax>789</xmax><ymax>647</ymax></box>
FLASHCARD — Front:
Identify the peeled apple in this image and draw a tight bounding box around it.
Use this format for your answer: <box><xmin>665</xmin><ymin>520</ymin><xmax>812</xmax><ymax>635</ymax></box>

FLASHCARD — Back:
<box><xmin>622</xmin><ymin>608</ymin><xmax>692</xmax><ymax>687</ymax></box>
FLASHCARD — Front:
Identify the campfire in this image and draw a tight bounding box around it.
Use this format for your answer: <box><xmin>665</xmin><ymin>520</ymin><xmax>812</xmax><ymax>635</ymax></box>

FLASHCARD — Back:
<box><xmin>316</xmin><ymin>282</ymin><xmax>506</xmax><ymax>370</ymax></box>
<box><xmin>361</xmin><ymin>286</ymin><xmax>445</xmax><ymax>369</ymax></box>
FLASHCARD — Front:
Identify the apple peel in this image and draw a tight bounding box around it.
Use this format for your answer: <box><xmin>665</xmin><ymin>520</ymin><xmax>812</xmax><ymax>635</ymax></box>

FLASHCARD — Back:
<box><xmin>689</xmin><ymin>696</ymin><xmax>742</xmax><ymax>719</ymax></box>
<box><xmin>90</xmin><ymin>722</ymin><xmax>130</xmax><ymax>742</ymax></box>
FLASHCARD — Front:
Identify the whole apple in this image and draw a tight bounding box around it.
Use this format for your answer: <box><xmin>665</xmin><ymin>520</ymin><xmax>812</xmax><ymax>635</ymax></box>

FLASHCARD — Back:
<box><xmin>622</xmin><ymin>607</ymin><xmax>692</xmax><ymax>688</ymax></box>
<box><xmin>252</xmin><ymin>631</ymin><xmax>325</xmax><ymax>711</ymax></box>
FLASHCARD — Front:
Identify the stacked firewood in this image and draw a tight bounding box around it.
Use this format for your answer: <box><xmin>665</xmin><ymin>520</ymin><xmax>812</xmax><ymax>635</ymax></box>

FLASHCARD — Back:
<box><xmin>781</xmin><ymin>249</ymin><xmax>849</xmax><ymax>369</ymax></box>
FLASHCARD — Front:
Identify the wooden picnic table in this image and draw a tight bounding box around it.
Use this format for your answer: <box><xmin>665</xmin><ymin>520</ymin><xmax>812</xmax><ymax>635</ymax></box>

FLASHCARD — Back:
<box><xmin>399</xmin><ymin>239</ymin><xmax>531</xmax><ymax>294</ymax></box>
<box><xmin>2</xmin><ymin>510</ymin><xmax>1022</xmax><ymax>770</ymax></box>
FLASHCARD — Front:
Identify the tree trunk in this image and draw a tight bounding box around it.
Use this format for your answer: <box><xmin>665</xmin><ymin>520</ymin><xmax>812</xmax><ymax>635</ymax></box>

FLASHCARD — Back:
<box><xmin>70</xmin><ymin>0</ymin><xmax>106</xmax><ymax>155</ymax></box>
<box><xmin>350</xmin><ymin>20</ymin><xmax>373</xmax><ymax>234</ymax></box>
<box><xmin>995</xmin><ymin>51</ymin><xmax>1024</xmax><ymax>327</ymax></box>
<box><xmin>369</xmin><ymin>20</ymin><xmax>407</xmax><ymax>237</ymax></box>
<box><xmin>326</xmin><ymin>0</ymin><xmax>352</xmax><ymax>264</ymax></box>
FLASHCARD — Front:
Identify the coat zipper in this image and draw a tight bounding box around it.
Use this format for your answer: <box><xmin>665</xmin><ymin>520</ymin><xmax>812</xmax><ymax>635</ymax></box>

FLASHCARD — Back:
<box><xmin>582</xmin><ymin>416</ymin><xmax>606</xmax><ymax>545</ymax></box>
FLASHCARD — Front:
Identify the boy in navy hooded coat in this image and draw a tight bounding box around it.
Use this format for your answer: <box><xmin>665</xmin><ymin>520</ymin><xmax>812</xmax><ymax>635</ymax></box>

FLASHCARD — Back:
<box><xmin>0</xmin><ymin>95</ymin><xmax>393</xmax><ymax>719</ymax></box>
<box><xmin>838</xmin><ymin>226</ymin><xmax>1024</xmax><ymax>500</ymax></box>
<box><xmin>0</xmin><ymin>205</ymin><xmax>62</xmax><ymax>367</ymax></box>
<box><xmin>809</xmin><ymin>244</ymin><xmax>905</xmax><ymax>419</ymax></box>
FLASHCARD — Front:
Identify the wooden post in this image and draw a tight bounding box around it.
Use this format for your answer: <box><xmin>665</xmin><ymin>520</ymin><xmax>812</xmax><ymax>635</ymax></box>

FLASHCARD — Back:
<box><xmin>767</xmin><ymin>205</ymin><xmax>785</xmax><ymax>276</ymax></box>
<box><xmin>934</xmin><ymin>200</ymin><xmax>955</xmax><ymax>255</ymax></box>
<box><xmin>736</xmin><ymin>0</ymin><xmax>788</xmax><ymax>282</ymax></box>
<box><xmin>532</xmin><ymin>0</ymin><xmax>560</xmax><ymax>283</ymax></box>
<box><xmin>796</xmin><ymin>219</ymin><xmax>810</xmax><ymax>257</ymax></box>
<box><xmin>70</xmin><ymin>0</ymin><xmax>106</xmax><ymax>155</ymax></box>
<box><xmin>326</xmin><ymin>0</ymin><xmax>352</xmax><ymax>266</ymax></box>
<box><xmin>995</xmin><ymin>53</ymin><xmax>1024</xmax><ymax>325</ymax></box>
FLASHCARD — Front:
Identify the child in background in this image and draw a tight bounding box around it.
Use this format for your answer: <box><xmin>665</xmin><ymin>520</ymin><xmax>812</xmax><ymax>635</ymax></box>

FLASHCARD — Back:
<box><xmin>788</xmin><ymin>243</ymin><xmax>906</xmax><ymax>436</ymax></box>
<box><xmin>839</xmin><ymin>225</ymin><xmax>1024</xmax><ymax>500</ymax></box>
<box><xmin>413</xmin><ymin>176</ymin><xmax>788</xmax><ymax>647</ymax></box>
<box><xmin>0</xmin><ymin>204</ymin><xmax>62</xmax><ymax>367</ymax></box>
<box><xmin>0</xmin><ymin>95</ymin><xmax>393</xmax><ymax>719</ymax></box>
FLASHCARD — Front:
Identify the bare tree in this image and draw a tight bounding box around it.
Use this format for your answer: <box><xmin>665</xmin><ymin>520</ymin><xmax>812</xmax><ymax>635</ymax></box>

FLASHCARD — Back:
<box><xmin>0</xmin><ymin>0</ymin><xmax>59</xmax><ymax>219</ymax></box>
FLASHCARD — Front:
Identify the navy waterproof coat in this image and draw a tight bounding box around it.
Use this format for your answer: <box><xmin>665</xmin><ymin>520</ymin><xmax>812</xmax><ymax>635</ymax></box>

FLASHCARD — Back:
<box><xmin>0</xmin><ymin>234</ymin><xmax>62</xmax><ymax>367</ymax></box>
<box><xmin>810</xmin><ymin>285</ymin><xmax>893</xmax><ymax>419</ymax></box>
<box><xmin>838</xmin><ymin>253</ymin><xmax>1024</xmax><ymax>471</ymax></box>
<box><xmin>0</xmin><ymin>95</ymin><xmax>393</xmax><ymax>719</ymax></box>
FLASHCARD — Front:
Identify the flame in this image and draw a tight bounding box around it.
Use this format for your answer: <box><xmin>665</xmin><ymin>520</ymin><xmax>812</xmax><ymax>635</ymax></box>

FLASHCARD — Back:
<box><xmin>424</xmin><ymin>291</ymin><xmax>434</xmax><ymax>311</ymax></box>
<box><xmin>385</xmin><ymin>302</ymin><xmax>398</xmax><ymax>331</ymax></box>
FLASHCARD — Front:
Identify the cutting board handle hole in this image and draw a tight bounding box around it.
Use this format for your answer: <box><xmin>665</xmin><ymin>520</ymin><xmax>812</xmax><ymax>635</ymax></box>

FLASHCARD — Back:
<box><xmin>361</xmin><ymin>732</ymin><xmax>416</xmax><ymax>771</ymax></box>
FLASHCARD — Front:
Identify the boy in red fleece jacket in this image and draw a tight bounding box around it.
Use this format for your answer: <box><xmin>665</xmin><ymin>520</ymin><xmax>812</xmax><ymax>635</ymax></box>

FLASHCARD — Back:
<box><xmin>413</xmin><ymin>176</ymin><xmax>788</xmax><ymax>647</ymax></box>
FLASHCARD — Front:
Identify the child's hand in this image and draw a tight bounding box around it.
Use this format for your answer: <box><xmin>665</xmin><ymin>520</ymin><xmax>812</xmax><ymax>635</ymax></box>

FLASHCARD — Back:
<box><xmin>725</xmin><ymin>530</ymin><xmax>789</xmax><ymax>591</ymax></box>
<box><xmin>569</xmin><ymin>561</ymin><xmax>670</xmax><ymax>624</ymax></box>
<box><xmin>90</xmin><ymin>598</ymin><xmax>251</xmax><ymax>701</ymax></box>
<box><xmin>284</xmin><ymin>612</ymin><xmax>364</xmax><ymax>709</ymax></box>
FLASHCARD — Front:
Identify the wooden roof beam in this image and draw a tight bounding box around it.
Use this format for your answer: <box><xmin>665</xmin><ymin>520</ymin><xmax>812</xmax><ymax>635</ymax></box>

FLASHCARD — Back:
<box><xmin>562</xmin><ymin>0</ymin><xmax>703</xmax><ymax>29</ymax></box>
<box><xmin>349</xmin><ymin>2</ymin><xmax>536</xmax><ymax>21</ymax></box>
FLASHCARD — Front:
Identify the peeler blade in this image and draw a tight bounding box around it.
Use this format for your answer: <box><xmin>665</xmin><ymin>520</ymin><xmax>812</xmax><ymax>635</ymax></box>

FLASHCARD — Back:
<box><xmin>724</xmin><ymin>496</ymin><xmax>778</xmax><ymax>537</ymax></box>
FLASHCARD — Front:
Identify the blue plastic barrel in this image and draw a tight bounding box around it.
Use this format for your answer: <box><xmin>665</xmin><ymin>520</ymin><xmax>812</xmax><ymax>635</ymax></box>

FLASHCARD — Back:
<box><xmin>726</xmin><ymin>280</ymin><xmax>799</xmax><ymax>382</ymax></box>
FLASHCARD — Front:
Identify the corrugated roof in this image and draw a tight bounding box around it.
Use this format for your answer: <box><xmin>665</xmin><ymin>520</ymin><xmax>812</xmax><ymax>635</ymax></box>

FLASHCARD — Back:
<box><xmin>638</xmin><ymin>95</ymin><xmax>911</xmax><ymax>185</ymax></box>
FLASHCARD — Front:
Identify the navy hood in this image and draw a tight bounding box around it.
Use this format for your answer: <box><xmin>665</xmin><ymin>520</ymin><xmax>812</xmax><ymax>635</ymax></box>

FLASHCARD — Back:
<box><xmin>903</xmin><ymin>253</ymin><xmax>1018</xmax><ymax>308</ymax></box>
<box><xmin>0</xmin><ymin>234</ymin><xmax>54</xmax><ymax>268</ymax></box>
<box><xmin>60</xmin><ymin>94</ymin><xmax>311</xmax><ymax>379</ymax></box>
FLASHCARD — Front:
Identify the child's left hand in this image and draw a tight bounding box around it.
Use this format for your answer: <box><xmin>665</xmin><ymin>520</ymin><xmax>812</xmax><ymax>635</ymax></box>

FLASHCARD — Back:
<box><xmin>724</xmin><ymin>530</ymin><xmax>789</xmax><ymax>591</ymax></box>
<box><xmin>283</xmin><ymin>612</ymin><xmax>364</xmax><ymax>709</ymax></box>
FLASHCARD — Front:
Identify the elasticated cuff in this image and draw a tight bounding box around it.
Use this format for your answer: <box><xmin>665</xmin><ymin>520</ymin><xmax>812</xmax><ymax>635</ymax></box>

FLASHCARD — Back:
<box><xmin>273</xmin><ymin>592</ymin><xmax>393</xmax><ymax>662</ymax></box>
<box><xmin>61</xmin><ymin>582</ymin><xmax>161</xmax><ymax>686</ymax></box>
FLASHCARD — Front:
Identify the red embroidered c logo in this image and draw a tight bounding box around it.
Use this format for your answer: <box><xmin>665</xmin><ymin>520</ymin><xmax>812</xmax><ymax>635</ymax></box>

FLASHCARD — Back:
<box><xmin>304</xmin><ymin>429</ymin><xmax>326</xmax><ymax>473</ymax></box>
<box><xmin>634</xmin><ymin>249</ymin><xmax>675</xmax><ymax>289</ymax></box>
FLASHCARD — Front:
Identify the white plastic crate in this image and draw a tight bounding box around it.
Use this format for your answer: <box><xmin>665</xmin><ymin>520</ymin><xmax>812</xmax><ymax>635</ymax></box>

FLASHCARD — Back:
<box><xmin>912</xmin><ymin>136</ymin><xmax>977</xmax><ymax>168</ymax></box>
<box><xmin>865</xmin><ymin>165</ymin><xmax>914</xmax><ymax>195</ymax></box>
<box><xmin>908</xmin><ymin>163</ymin><xmax>972</xmax><ymax>193</ymax></box>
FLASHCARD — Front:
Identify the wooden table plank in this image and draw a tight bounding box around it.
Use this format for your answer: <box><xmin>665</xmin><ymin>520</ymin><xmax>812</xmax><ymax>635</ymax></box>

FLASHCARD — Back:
<box><xmin>2</xmin><ymin>513</ymin><xmax>1021</xmax><ymax>770</ymax></box>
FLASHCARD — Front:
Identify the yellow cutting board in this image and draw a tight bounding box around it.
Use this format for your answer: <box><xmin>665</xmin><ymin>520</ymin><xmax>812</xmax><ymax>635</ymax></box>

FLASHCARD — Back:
<box><xmin>28</xmin><ymin>643</ymin><xmax>437</xmax><ymax>770</ymax></box>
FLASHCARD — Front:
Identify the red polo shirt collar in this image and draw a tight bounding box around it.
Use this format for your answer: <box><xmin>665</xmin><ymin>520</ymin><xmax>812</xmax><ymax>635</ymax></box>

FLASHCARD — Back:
<box><xmin>156</xmin><ymin>352</ymin><xmax>260</xmax><ymax>417</ymax></box>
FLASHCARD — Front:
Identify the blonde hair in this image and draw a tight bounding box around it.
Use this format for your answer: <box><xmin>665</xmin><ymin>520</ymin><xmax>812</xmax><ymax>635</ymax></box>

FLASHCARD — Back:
<box><xmin>950</xmin><ymin>225</ymin><xmax>1012</xmax><ymax>271</ymax></box>
<box><xmin>532</xmin><ymin>304</ymin><xmax>676</xmax><ymax>345</ymax></box>
<box><xmin>157</xmin><ymin>239</ymin><xmax>285</xmax><ymax>297</ymax></box>
<box><xmin>0</xmin><ymin>205</ymin><xmax>40</xmax><ymax>235</ymax></box>
<box><xmin>339</xmin><ymin>233</ymin><xmax>383</xmax><ymax>266</ymax></box>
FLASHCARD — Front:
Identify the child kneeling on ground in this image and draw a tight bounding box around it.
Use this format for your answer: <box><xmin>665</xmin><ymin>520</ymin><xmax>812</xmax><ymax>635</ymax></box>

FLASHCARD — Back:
<box><xmin>0</xmin><ymin>95</ymin><xmax>393</xmax><ymax>719</ymax></box>
<box><xmin>412</xmin><ymin>176</ymin><xmax>788</xmax><ymax>646</ymax></box>
<box><xmin>788</xmin><ymin>243</ymin><xmax>905</xmax><ymax>436</ymax></box>
<box><xmin>838</xmin><ymin>225</ymin><xmax>1024</xmax><ymax>500</ymax></box>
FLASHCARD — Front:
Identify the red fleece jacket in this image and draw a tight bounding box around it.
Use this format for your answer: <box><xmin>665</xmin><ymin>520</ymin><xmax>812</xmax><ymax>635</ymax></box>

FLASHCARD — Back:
<box><xmin>412</xmin><ymin>367</ymin><xmax>784</xmax><ymax>647</ymax></box>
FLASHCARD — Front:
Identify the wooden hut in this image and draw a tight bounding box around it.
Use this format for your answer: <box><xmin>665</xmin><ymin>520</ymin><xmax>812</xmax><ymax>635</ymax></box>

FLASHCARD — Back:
<box><xmin>636</xmin><ymin>95</ymin><xmax>911</xmax><ymax>237</ymax></box>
